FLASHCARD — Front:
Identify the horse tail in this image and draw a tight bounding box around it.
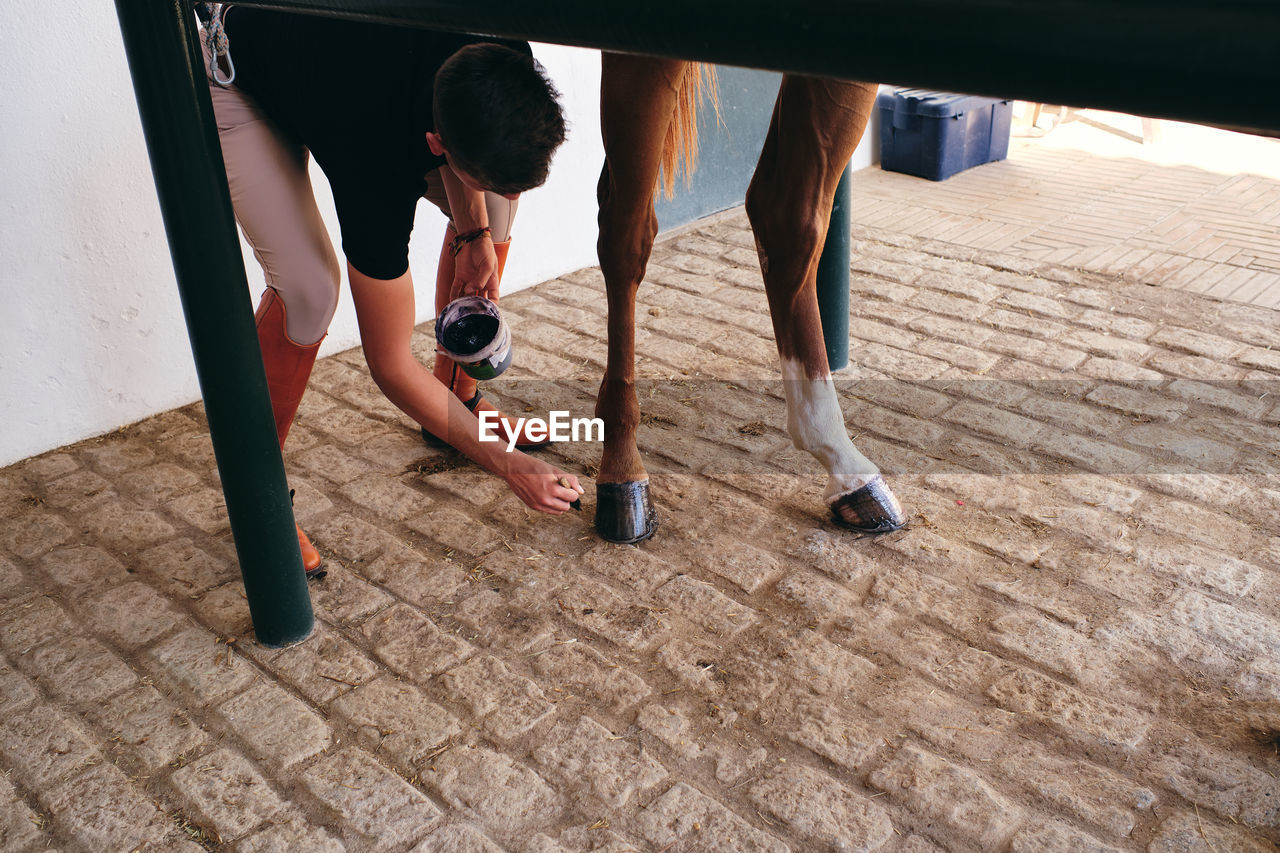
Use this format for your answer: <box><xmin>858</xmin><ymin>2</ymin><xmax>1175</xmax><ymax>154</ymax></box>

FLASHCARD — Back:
<box><xmin>658</xmin><ymin>63</ymin><xmax>720</xmax><ymax>199</ymax></box>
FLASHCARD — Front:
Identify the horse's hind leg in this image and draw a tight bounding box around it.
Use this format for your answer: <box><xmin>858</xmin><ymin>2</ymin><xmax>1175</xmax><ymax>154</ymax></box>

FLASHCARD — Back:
<box><xmin>594</xmin><ymin>53</ymin><xmax>690</xmax><ymax>543</ymax></box>
<box><xmin>746</xmin><ymin>76</ymin><xmax>906</xmax><ymax>533</ymax></box>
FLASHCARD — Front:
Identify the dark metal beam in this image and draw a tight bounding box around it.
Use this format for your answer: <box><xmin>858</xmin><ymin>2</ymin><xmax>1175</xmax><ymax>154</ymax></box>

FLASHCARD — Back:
<box><xmin>227</xmin><ymin>0</ymin><xmax>1280</xmax><ymax>133</ymax></box>
<box><xmin>113</xmin><ymin>0</ymin><xmax>314</xmax><ymax>648</ymax></box>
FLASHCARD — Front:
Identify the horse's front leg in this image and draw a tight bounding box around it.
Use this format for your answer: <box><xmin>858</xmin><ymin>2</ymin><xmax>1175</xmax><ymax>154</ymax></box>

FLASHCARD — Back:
<box><xmin>594</xmin><ymin>53</ymin><xmax>690</xmax><ymax>543</ymax></box>
<box><xmin>746</xmin><ymin>76</ymin><xmax>906</xmax><ymax>533</ymax></box>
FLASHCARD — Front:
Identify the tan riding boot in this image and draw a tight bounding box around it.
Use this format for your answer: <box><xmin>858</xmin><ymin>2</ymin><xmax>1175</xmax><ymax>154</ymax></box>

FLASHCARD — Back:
<box><xmin>255</xmin><ymin>288</ymin><xmax>325</xmax><ymax>577</ymax></box>
<box><xmin>424</xmin><ymin>232</ymin><xmax>549</xmax><ymax>449</ymax></box>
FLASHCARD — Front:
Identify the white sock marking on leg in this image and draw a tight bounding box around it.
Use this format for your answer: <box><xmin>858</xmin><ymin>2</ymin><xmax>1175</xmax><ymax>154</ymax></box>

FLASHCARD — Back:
<box><xmin>780</xmin><ymin>357</ymin><xmax>879</xmax><ymax>503</ymax></box>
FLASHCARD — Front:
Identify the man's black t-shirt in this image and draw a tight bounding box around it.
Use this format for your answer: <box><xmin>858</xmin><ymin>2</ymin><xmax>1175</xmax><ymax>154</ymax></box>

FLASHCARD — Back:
<box><xmin>225</xmin><ymin>9</ymin><xmax>532</xmax><ymax>280</ymax></box>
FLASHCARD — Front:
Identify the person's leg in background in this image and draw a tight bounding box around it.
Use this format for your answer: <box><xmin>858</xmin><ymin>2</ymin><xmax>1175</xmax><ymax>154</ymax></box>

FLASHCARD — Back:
<box><xmin>422</xmin><ymin>172</ymin><xmax>546</xmax><ymax>448</ymax></box>
<box><xmin>208</xmin><ymin>68</ymin><xmax>341</xmax><ymax>575</ymax></box>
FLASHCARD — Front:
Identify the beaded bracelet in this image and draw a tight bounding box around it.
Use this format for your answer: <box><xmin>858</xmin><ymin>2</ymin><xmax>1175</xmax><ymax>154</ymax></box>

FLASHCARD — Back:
<box><xmin>449</xmin><ymin>226</ymin><xmax>492</xmax><ymax>257</ymax></box>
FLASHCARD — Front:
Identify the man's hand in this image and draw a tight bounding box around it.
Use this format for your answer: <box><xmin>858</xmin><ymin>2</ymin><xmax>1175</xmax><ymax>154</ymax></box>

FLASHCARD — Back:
<box><xmin>452</xmin><ymin>237</ymin><xmax>500</xmax><ymax>303</ymax></box>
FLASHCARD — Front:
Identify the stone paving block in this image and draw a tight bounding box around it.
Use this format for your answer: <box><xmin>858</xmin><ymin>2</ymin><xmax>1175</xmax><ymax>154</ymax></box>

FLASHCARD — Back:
<box><xmin>341</xmin><ymin>474</ymin><xmax>433</xmax><ymax>523</ymax></box>
<box><xmin>0</xmin><ymin>704</ymin><xmax>100</xmax><ymax>787</ymax></box>
<box><xmin>987</xmin><ymin>668</ymin><xmax>1152</xmax><ymax>753</ymax></box>
<box><xmin>0</xmin><ymin>771</ymin><xmax>42</xmax><ymax>851</ymax></box>
<box><xmin>308</xmin><ymin>511</ymin><xmax>401</xmax><ymax>566</ymax></box>
<box><xmin>441</xmin><ymin>654</ymin><xmax>555</xmax><ymax>742</ymax></box>
<box><xmin>1032</xmin><ymin>428</ymin><xmax>1148</xmax><ymax>474</ymax></box>
<box><xmin>785</xmin><ymin>529</ymin><xmax>874</xmax><ymax>585</ymax></box>
<box><xmin>749</xmin><ymin>764</ymin><xmax>893</xmax><ymax>853</ymax></box>
<box><xmin>190</xmin><ymin>581</ymin><xmax>258</xmax><ymax>638</ymax></box>
<box><xmin>988</xmin><ymin>610</ymin><xmax>1095</xmax><ymax>682</ymax></box>
<box><xmin>1123</xmin><ymin>423</ymin><xmax>1239</xmax><ymax>472</ymax></box>
<box><xmin>418</xmin><ymin>463</ymin><xmax>512</xmax><ymax>509</ymax></box>
<box><xmin>655</xmin><ymin>574</ymin><xmax>757</xmax><ymax>637</ymax></box>
<box><xmin>358</xmin><ymin>543</ymin><xmax>468</xmax><ymax>607</ymax></box>
<box><xmin>450</xmin><ymin>589</ymin><xmax>560</xmax><ymax>656</ymax></box>
<box><xmin>137</xmin><ymin>538</ymin><xmax>238</xmax><ymax>597</ymax></box>
<box><xmin>527</xmin><ymin>640</ymin><xmax>651</xmax><ymax>714</ymax></box>
<box><xmin>266</xmin><ymin>624</ymin><xmax>379</xmax><ymax>706</ymax></box>
<box><xmin>1133</xmin><ymin>495</ymin><xmax>1255</xmax><ymax>549</ymax></box>
<box><xmin>44</xmin><ymin>762</ymin><xmax>177</xmax><ymax>851</ymax></box>
<box><xmin>36</xmin><ymin>543</ymin><xmax>133</xmax><ymax>595</ymax></box>
<box><xmin>1166</xmin><ymin>378</ymin><xmax>1271</xmax><ymax>418</ymax></box>
<box><xmin>302</xmin><ymin>747</ymin><xmax>440</xmax><ymax>845</ymax></box>
<box><xmin>330</xmin><ymin>675</ymin><xmax>463</xmax><ymax>771</ymax></box>
<box><xmin>411</xmin><ymin>822</ymin><xmax>507</xmax><ymax>853</ymax></box>
<box><xmin>634</xmin><ymin>782</ymin><xmax>789</xmax><ymax>853</ymax></box>
<box><xmin>1085</xmin><ymin>383</ymin><xmax>1188</xmax><ymax>422</ymax></box>
<box><xmin>1</xmin><ymin>510</ymin><xmax>71</xmax><ymax>560</ymax></box>
<box><xmin>146</xmin><ymin>624</ymin><xmax>258</xmax><ymax>703</ymax></box>
<box><xmin>1078</xmin><ymin>356</ymin><xmax>1167</xmax><ymax>383</ymax></box>
<box><xmin>1009</xmin><ymin>819</ymin><xmax>1124</xmax><ymax>853</ymax></box>
<box><xmin>82</xmin><ymin>441</ymin><xmax>156</xmax><ymax>476</ymax></box>
<box><xmin>23</xmin><ymin>635</ymin><xmax>138</xmax><ymax>703</ymax></box>
<box><xmin>1147</xmin><ymin>810</ymin><xmax>1275</xmax><ymax>853</ymax></box>
<box><xmin>0</xmin><ymin>657</ymin><xmax>37</xmax><ymax>717</ymax></box>
<box><xmin>0</xmin><ymin>556</ymin><xmax>25</xmax><ymax>607</ymax></box>
<box><xmin>855</xmin><ymin>342</ymin><xmax>951</xmax><ymax>380</ymax></box>
<box><xmin>1059</xmin><ymin>328</ymin><xmax>1154</xmax><ymax>362</ymax></box>
<box><xmin>82</xmin><ymin>499</ymin><xmax>175</xmax><ymax>553</ymax></box>
<box><xmin>636</xmin><ymin>703</ymin><xmax>701</xmax><ymax>761</ymax></box>
<box><xmin>867</xmin><ymin>680</ymin><xmax>1020</xmax><ymax>766</ymax></box>
<box><xmin>408</xmin><ymin>504</ymin><xmax>502</xmax><ymax>555</ymax></box>
<box><xmin>533</xmin><ymin>715</ymin><xmax>667</xmax><ymax>807</ymax></box>
<box><xmin>293</xmin><ymin>442</ymin><xmax>374</xmax><ymax>485</ymax></box>
<box><xmin>578</xmin><ymin>544</ymin><xmax>678</xmax><ymax>595</ymax></box>
<box><xmin>557</xmin><ymin>577</ymin><xmax>670</xmax><ymax>651</ymax></box>
<box><xmin>360</xmin><ymin>602</ymin><xmax>474</xmax><ymax>680</ymax></box>
<box><xmin>165</xmin><ymin>486</ymin><xmax>232</xmax><ymax>535</ymax></box>
<box><xmin>778</xmin><ymin>696</ymin><xmax>880</xmax><ymax>773</ymax></box>
<box><xmin>1151</xmin><ymin>326</ymin><xmax>1247</xmax><ymax>361</ymax></box>
<box><xmin>11</xmin><ymin>451</ymin><xmax>81</xmax><ymax>482</ymax></box>
<box><xmin>42</xmin><ymin>469</ymin><xmax>115</xmax><ymax>513</ymax></box>
<box><xmin>216</xmin><ymin>681</ymin><xmax>331</xmax><ymax>767</ymax></box>
<box><xmin>233</xmin><ymin>811</ymin><xmax>346</xmax><ymax>853</ymax></box>
<box><xmin>657</xmin><ymin>636</ymin><xmax>738</xmax><ymax>698</ymax></box>
<box><xmin>1147</xmin><ymin>349</ymin><xmax>1246</xmax><ymax>381</ymax></box>
<box><xmin>868</xmin><ymin>744</ymin><xmax>1021</xmax><ymax>850</ymax></box>
<box><xmin>0</xmin><ymin>595</ymin><xmax>76</xmax><ymax>656</ymax></box>
<box><xmin>90</xmin><ymin>683</ymin><xmax>209</xmax><ymax>773</ymax></box>
<box><xmin>83</xmin><ymin>580</ymin><xmax>185</xmax><ymax>648</ymax></box>
<box><xmin>1001</xmin><ymin>741</ymin><xmax>1155</xmax><ymax>839</ymax></box>
<box><xmin>428</xmin><ymin>745</ymin><xmax>558</xmax><ymax>835</ymax></box>
<box><xmin>1016</xmin><ymin>393</ymin><xmax>1131</xmax><ymax>437</ymax></box>
<box><xmin>307</xmin><ymin>565</ymin><xmax>397</xmax><ymax>627</ymax></box>
<box><xmin>117</xmin><ymin>461</ymin><xmax>203</xmax><ymax>504</ymax></box>
<box><xmin>169</xmin><ymin>747</ymin><xmax>287</xmax><ymax>842</ymax></box>
<box><xmin>1134</xmin><ymin>537</ymin><xmax>1262</xmax><ymax>598</ymax></box>
<box><xmin>773</xmin><ymin>572</ymin><xmax>861</xmax><ymax>625</ymax></box>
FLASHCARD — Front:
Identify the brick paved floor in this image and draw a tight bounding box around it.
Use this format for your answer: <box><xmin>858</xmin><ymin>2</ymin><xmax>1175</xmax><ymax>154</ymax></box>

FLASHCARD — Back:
<box><xmin>3</xmin><ymin>159</ymin><xmax>1279</xmax><ymax>849</ymax></box>
<box><xmin>849</xmin><ymin>116</ymin><xmax>1280</xmax><ymax>309</ymax></box>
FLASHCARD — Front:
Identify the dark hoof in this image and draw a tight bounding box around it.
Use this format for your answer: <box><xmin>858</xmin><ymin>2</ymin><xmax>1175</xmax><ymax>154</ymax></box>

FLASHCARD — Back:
<box><xmin>830</xmin><ymin>475</ymin><xmax>906</xmax><ymax>534</ymax></box>
<box><xmin>595</xmin><ymin>480</ymin><xmax>657</xmax><ymax>544</ymax></box>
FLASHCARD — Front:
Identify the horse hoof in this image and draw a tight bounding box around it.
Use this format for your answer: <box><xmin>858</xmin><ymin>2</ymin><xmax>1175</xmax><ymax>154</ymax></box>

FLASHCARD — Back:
<box><xmin>595</xmin><ymin>480</ymin><xmax>657</xmax><ymax>544</ymax></box>
<box><xmin>829</xmin><ymin>475</ymin><xmax>906</xmax><ymax>534</ymax></box>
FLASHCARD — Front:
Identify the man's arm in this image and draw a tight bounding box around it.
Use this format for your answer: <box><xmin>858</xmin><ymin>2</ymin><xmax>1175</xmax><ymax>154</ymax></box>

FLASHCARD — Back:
<box><xmin>438</xmin><ymin>164</ymin><xmax>501</xmax><ymax>303</ymax></box>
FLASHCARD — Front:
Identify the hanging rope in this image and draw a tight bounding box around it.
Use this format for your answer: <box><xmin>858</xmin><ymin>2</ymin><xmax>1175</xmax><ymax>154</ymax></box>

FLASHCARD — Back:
<box><xmin>196</xmin><ymin>3</ymin><xmax>236</xmax><ymax>87</ymax></box>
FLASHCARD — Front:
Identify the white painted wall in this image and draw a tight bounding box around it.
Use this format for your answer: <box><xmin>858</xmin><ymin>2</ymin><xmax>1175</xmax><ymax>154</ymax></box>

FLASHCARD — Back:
<box><xmin>0</xmin><ymin>0</ymin><xmax>881</xmax><ymax>467</ymax></box>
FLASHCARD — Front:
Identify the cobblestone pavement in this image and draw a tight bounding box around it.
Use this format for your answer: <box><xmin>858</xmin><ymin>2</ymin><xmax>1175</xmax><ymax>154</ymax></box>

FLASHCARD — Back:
<box><xmin>848</xmin><ymin>131</ymin><xmax>1280</xmax><ymax>310</ymax></box>
<box><xmin>3</xmin><ymin>175</ymin><xmax>1280</xmax><ymax>848</ymax></box>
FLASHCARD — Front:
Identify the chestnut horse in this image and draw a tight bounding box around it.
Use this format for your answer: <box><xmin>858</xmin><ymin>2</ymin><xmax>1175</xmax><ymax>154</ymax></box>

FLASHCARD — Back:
<box><xmin>592</xmin><ymin>54</ymin><xmax>907</xmax><ymax>543</ymax></box>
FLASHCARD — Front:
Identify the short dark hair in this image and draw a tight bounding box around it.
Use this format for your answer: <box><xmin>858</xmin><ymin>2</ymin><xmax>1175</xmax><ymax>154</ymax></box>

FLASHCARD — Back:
<box><xmin>433</xmin><ymin>44</ymin><xmax>567</xmax><ymax>196</ymax></box>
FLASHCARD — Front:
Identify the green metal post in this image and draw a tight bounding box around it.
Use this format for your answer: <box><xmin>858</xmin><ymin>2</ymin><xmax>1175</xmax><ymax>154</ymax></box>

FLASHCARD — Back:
<box><xmin>113</xmin><ymin>0</ymin><xmax>313</xmax><ymax>647</ymax></box>
<box><xmin>816</xmin><ymin>162</ymin><xmax>852</xmax><ymax>371</ymax></box>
